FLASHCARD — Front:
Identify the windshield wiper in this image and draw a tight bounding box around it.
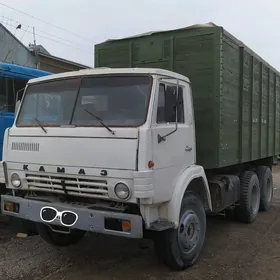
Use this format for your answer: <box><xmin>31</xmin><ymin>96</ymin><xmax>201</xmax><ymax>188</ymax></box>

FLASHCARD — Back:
<box><xmin>83</xmin><ymin>109</ymin><xmax>115</xmax><ymax>135</ymax></box>
<box><xmin>33</xmin><ymin>117</ymin><xmax>47</xmax><ymax>134</ymax></box>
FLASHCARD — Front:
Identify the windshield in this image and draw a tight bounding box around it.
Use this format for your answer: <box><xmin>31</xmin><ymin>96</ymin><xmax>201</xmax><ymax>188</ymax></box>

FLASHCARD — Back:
<box><xmin>16</xmin><ymin>75</ymin><xmax>152</xmax><ymax>127</ymax></box>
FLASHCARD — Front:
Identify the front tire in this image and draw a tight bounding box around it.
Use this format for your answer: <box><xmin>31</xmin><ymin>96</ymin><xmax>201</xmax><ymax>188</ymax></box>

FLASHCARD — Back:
<box><xmin>154</xmin><ymin>192</ymin><xmax>206</xmax><ymax>270</ymax></box>
<box><xmin>36</xmin><ymin>223</ymin><xmax>85</xmax><ymax>247</ymax></box>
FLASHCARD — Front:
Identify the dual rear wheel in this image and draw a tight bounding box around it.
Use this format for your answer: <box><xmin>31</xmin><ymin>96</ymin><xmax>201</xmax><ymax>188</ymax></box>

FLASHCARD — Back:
<box><xmin>235</xmin><ymin>167</ymin><xmax>273</xmax><ymax>223</ymax></box>
<box><xmin>257</xmin><ymin>166</ymin><xmax>273</xmax><ymax>211</ymax></box>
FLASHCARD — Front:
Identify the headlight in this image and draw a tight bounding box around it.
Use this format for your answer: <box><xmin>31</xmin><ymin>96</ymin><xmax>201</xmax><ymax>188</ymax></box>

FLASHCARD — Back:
<box><xmin>11</xmin><ymin>173</ymin><xmax>21</xmax><ymax>188</ymax></box>
<box><xmin>114</xmin><ymin>183</ymin><xmax>130</xmax><ymax>200</ymax></box>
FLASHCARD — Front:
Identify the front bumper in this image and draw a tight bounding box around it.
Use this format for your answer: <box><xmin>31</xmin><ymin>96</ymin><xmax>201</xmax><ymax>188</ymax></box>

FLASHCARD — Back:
<box><xmin>1</xmin><ymin>195</ymin><xmax>143</xmax><ymax>238</ymax></box>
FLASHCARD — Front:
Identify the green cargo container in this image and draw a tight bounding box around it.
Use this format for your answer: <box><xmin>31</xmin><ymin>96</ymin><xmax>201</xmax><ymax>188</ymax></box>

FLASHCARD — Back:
<box><xmin>94</xmin><ymin>22</ymin><xmax>280</xmax><ymax>169</ymax></box>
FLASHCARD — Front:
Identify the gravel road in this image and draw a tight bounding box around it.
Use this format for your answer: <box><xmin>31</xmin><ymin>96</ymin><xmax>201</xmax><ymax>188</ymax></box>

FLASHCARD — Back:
<box><xmin>1</xmin><ymin>166</ymin><xmax>280</xmax><ymax>280</ymax></box>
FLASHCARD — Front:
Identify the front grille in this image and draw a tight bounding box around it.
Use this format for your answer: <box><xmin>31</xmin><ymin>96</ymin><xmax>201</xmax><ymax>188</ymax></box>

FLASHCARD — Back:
<box><xmin>25</xmin><ymin>172</ymin><xmax>108</xmax><ymax>198</ymax></box>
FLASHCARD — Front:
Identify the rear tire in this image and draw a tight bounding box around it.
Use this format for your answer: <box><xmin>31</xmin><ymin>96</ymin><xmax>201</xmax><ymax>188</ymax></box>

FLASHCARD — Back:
<box><xmin>256</xmin><ymin>166</ymin><xmax>273</xmax><ymax>211</ymax></box>
<box><xmin>235</xmin><ymin>171</ymin><xmax>260</xmax><ymax>223</ymax></box>
<box><xmin>154</xmin><ymin>192</ymin><xmax>206</xmax><ymax>270</ymax></box>
<box><xmin>36</xmin><ymin>223</ymin><xmax>85</xmax><ymax>247</ymax></box>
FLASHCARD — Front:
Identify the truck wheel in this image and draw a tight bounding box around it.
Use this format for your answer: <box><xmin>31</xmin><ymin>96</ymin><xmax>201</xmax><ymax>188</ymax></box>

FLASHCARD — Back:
<box><xmin>256</xmin><ymin>166</ymin><xmax>273</xmax><ymax>211</ymax></box>
<box><xmin>236</xmin><ymin>171</ymin><xmax>260</xmax><ymax>223</ymax></box>
<box><xmin>36</xmin><ymin>223</ymin><xmax>85</xmax><ymax>247</ymax></box>
<box><xmin>154</xmin><ymin>192</ymin><xmax>206</xmax><ymax>270</ymax></box>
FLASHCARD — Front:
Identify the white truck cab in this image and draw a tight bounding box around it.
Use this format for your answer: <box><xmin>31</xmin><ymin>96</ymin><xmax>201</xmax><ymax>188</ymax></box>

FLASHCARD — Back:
<box><xmin>1</xmin><ymin>68</ymin><xmax>212</xmax><ymax>269</ymax></box>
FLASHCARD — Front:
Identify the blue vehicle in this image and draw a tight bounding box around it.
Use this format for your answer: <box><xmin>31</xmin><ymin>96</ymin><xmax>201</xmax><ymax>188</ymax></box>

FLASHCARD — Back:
<box><xmin>0</xmin><ymin>62</ymin><xmax>51</xmax><ymax>183</ymax></box>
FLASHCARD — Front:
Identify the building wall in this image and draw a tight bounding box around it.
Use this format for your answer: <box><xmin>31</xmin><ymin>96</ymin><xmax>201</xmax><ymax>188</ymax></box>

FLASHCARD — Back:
<box><xmin>0</xmin><ymin>25</ymin><xmax>36</xmax><ymax>68</ymax></box>
<box><xmin>38</xmin><ymin>55</ymin><xmax>87</xmax><ymax>73</ymax></box>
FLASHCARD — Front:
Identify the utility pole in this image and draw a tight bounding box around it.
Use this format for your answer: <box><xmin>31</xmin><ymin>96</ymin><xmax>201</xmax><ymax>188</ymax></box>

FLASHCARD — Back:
<box><xmin>33</xmin><ymin>27</ymin><xmax>39</xmax><ymax>69</ymax></box>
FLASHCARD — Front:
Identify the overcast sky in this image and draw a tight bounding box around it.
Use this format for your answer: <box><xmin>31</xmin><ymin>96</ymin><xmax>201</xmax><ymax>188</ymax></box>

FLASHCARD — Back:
<box><xmin>0</xmin><ymin>0</ymin><xmax>279</xmax><ymax>68</ymax></box>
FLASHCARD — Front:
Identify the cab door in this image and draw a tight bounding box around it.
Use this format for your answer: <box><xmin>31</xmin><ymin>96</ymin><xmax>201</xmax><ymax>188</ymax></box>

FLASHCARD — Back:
<box><xmin>151</xmin><ymin>78</ymin><xmax>195</xmax><ymax>203</ymax></box>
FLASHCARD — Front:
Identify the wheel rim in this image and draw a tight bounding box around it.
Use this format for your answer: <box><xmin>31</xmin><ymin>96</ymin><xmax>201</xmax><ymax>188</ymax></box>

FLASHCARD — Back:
<box><xmin>178</xmin><ymin>210</ymin><xmax>201</xmax><ymax>254</ymax></box>
<box><xmin>266</xmin><ymin>177</ymin><xmax>273</xmax><ymax>203</ymax></box>
<box><xmin>251</xmin><ymin>184</ymin><xmax>260</xmax><ymax>215</ymax></box>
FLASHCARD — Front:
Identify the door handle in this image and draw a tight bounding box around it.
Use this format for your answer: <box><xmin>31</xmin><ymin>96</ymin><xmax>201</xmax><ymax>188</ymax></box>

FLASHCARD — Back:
<box><xmin>185</xmin><ymin>146</ymin><xmax>192</xmax><ymax>152</ymax></box>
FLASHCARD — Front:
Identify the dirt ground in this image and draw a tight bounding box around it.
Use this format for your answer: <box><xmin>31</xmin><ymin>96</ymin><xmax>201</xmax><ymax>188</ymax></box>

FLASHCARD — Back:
<box><xmin>1</xmin><ymin>167</ymin><xmax>280</xmax><ymax>280</ymax></box>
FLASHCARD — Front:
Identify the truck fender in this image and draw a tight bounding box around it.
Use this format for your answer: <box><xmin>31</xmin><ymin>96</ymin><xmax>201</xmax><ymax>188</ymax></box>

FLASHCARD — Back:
<box><xmin>165</xmin><ymin>165</ymin><xmax>212</xmax><ymax>228</ymax></box>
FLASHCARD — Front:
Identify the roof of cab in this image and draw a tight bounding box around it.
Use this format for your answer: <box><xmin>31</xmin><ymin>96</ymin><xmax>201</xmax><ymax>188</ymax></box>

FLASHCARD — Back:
<box><xmin>28</xmin><ymin>67</ymin><xmax>190</xmax><ymax>84</ymax></box>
